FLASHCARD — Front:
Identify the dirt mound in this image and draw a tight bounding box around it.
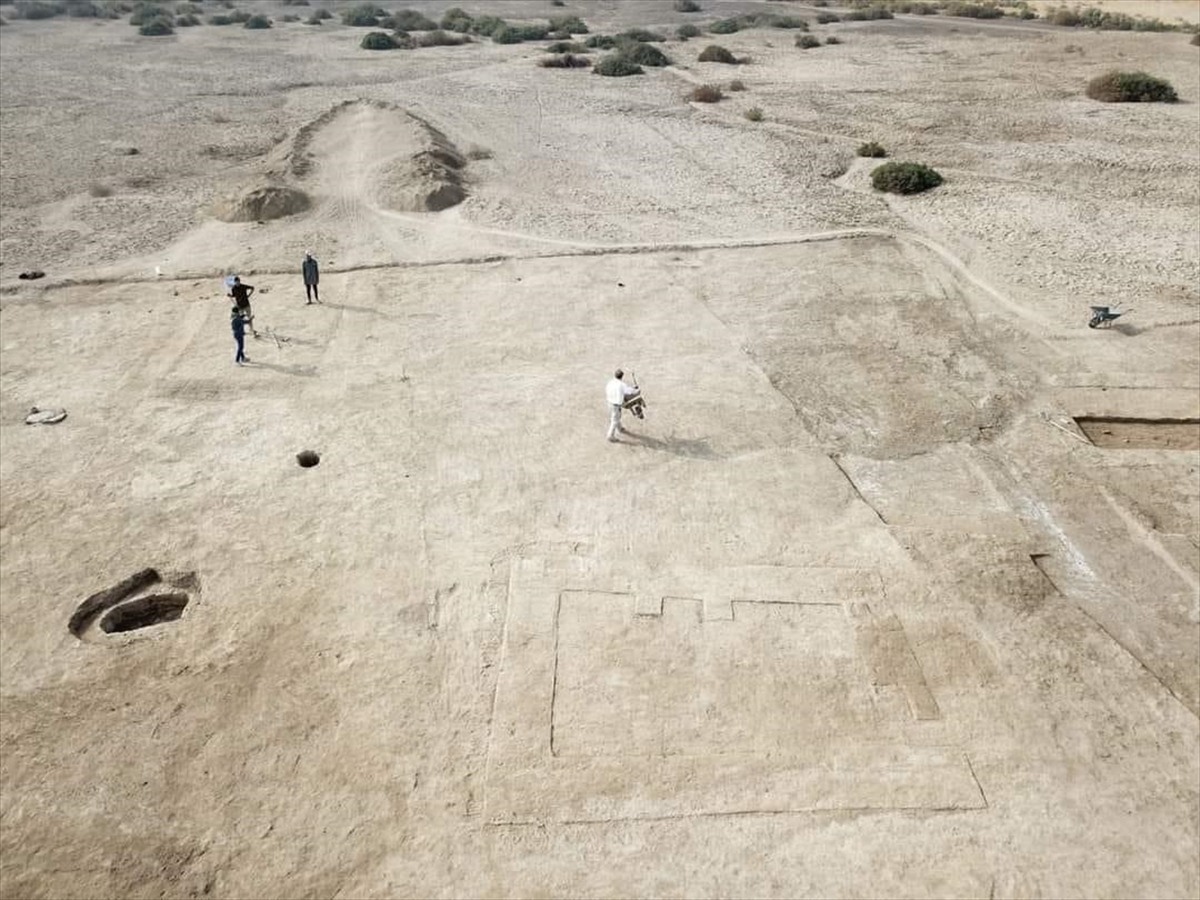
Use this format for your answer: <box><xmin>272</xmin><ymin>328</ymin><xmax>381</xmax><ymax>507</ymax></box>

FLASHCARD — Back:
<box><xmin>378</xmin><ymin>141</ymin><xmax>467</xmax><ymax>212</ymax></box>
<box><xmin>212</xmin><ymin>185</ymin><xmax>310</xmax><ymax>223</ymax></box>
<box><xmin>291</xmin><ymin>101</ymin><xmax>471</xmax><ymax>214</ymax></box>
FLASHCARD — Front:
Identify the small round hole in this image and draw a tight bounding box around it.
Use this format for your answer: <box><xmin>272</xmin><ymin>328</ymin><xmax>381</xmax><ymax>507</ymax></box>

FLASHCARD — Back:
<box><xmin>296</xmin><ymin>450</ymin><xmax>321</xmax><ymax>468</ymax></box>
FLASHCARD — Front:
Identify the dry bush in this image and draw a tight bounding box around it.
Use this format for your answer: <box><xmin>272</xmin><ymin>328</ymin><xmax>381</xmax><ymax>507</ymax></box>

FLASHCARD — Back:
<box><xmin>539</xmin><ymin>52</ymin><xmax>591</xmax><ymax>67</ymax></box>
<box><xmin>360</xmin><ymin>30</ymin><xmax>396</xmax><ymax>49</ymax></box>
<box><xmin>795</xmin><ymin>33</ymin><xmax>820</xmax><ymax>48</ymax></box>
<box><xmin>1085</xmin><ymin>70</ymin><xmax>1178</xmax><ymax>102</ymax></box>
<box><xmin>871</xmin><ymin>161</ymin><xmax>943</xmax><ymax>194</ymax></box>
<box><xmin>857</xmin><ymin>141</ymin><xmax>886</xmax><ymax>158</ymax></box>
<box><xmin>593</xmin><ymin>54</ymin><xmax>643</xmax><ymax>76</ymax></box>
<box><xmin>674</xmin><ymin>0</ymin><xmax>701</xmax><ymax>10</ymax></box>
<box><xmin>618</xmin><ymin>41</ymin><xmax>671</xmax><ymax>66</ymax></box>
<box><xmin>417</xmin><ymin>29</ymin><xmax>470</xmax><ymax>46</ymax></box>
<box><xmin>690</xmin><ymin>84</ymin><xmax>723</xmax><ymax>102</ymax></box>
<box><xmin>466</xmin><ymin>145</ymin><xmax>493</xmax><ymax>160</ymax></box>
<box><xmin>676</xmin><ymin>23</ymin><xmax>701</xmax><ymax>38</ymax></box>
<box><xmin>549</xmin><ymin>14</ymin><xmax>588</xmax><ymax>33</ymax></box>
<box><xmin>386</xmin><ymin>9</ymin><xmax>436</xmax><ymax>30</ymax></box>
<box><xmin>89</xmin><ymin>184</ymin><xmax>114</xmax><ymax>198</ymax></box>
<box><xmin>825</xmin><ymin>35</ymin><xmax>841</xmax><ymax>44</ymax></box>
<box><xmin>617</xmin><ymin>28</ymin><xmax>665</xmax><ymax>42</ymax></box>
<box><xmin>744</xmin><ymin>106</ymin><xmax>763</xmax><ymax>121</ymax></box>
<box><xmin>698</xmin><ymin>44</ymin><xmax>737</xmax><ymax>63</ymax></box>
<box><xmin>728</xmin><ymin>79</ymin><xmax>746</xmax><ymax>91</ymax></box>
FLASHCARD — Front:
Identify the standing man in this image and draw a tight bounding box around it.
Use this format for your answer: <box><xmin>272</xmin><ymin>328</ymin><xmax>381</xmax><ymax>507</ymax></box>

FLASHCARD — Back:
<box><xmin>605</xmin><ymin>368</ymin><xmax>640</xmax><ymax>443</ymax></box>
<box><xmin>302</xmin><ymin>250</ymin><xmax>320</xmax><ymax>304</ymax></box>
<box><xmin>229</xmin><ymin>276</ymin><xmax>256</xmax><ymax>337</ymax></box>
<box><xmin>232</xmin><ymin>306</ymin><xmax>249</xmax><ymax>366</ymax></box>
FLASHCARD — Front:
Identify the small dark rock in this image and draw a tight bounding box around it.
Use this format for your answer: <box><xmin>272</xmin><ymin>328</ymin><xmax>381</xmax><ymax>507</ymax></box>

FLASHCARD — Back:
<box><xmin>18</xmin><ymin>270</ymin><xmax>45</xmax><ymax>280</ymax></box>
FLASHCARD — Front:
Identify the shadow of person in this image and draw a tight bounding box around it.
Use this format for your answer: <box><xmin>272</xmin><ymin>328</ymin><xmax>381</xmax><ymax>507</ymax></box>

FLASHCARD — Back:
<box><xmin>620</xmin><ymin>430</ymin><xmax>722</xmax><ymax>460</ymax></box>
<box><xmin>245</xmin><ymin>359</ymin><xmax>319</xmax><ymax>378</ymax></box>
<box><xmin>322</xmin><ymin>302</ymin><xmax>400</xmax><ymax>321</ymax></box>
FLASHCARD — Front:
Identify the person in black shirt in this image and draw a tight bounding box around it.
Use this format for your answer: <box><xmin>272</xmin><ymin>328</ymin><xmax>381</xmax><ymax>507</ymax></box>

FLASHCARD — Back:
<box><xmin>229</xmin><ymin>276</ymin><xmax>256</xmax><ymax>336</ymax></box>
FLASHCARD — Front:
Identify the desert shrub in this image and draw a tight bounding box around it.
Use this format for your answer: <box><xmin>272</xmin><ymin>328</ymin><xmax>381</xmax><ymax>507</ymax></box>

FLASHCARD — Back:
<box><xmin>493</xmin><ymin>23</ymin><xmax>549</xmax><ymax>43</ymax></box>
<box><xmin>617</xmin><ymin>27</ymin><xmax>664</xmax><ymax>41</ymax></box>
<box><xmin>728</xmin><ymin>78</ymin><xmax>746</xmax><ymax>90</ymax></box>
<box><xmin>619</xmin><ymin>40</ymin><xmax>671</xmax><ymax>65</ymax></box>
<box><xmin>825</xmin><ymin>35</ymin><xmax>841</xmax><ymax>43</ymax></box>
<box><xmin>676</xmin><ymin>23</ymin><xmax>701</xmax><ymax>38</ymax></box>
<box><xmin>228</xmin><ymin>9</ymin><xmax>250</xmax><ymax>22</ymax></box>
<box><xmin>175</xmin><ymin>1</ymin><xmax>200</xmax><ymax>12</ymax></box>
<box><xmin>469</xmin><ymin>15</ymin><xmax>506</xmax><ymax>35</ymax></box>
<box><xmin>175</xmin><ymin>13</ymin><xmax>199</xmax><ymax>25</ymax></box>
<box><xmin>280</xmin><ymin>13</ymin><xmax>298</xmax><ymax>22</ymax></box>
<box><xmin>585</xmin><ymin>34</ymin><xmax>618</xmax><ymax>48</ymax></box>
<box><xmin>1015</xmin><ymin>7</ymin><xmax>1037</xmax><ymax>18</ymax></box>
<box><xmin>690</xmin><ymin>83</ymin><xmax>723</xmax><ymax>102</ymax></box>
<box><xmin>342</xmin><ymin>3</ymin><xmax>383</xmax><ymax>26</ymax></box>
<box><xmin>744</xmin><ymin>106</ymin><xmax>763</xmax><ymax>121</ymax></box>
<box><xmin>1050</xmin><ymin>7</ymin><xmax>1080</xmax><ymax>26</ymax></box>
<box><xmin>209</xmin><ymin>13</ymin><xmax>233</xmax><ymax>24</ymax></box>
<box><xmin>466</xmin><ymin>145</ymin><xmax>493</xmax><ymax>160</ymax></box>
<box><xmin>304</xmin><ymin>13</ymin><xmax>322</xmax><ymax>24</ymax></box>
<box><xmin>944</xmin><ymin>3</ymin><xmax>1003</xmax><ymax>18</ymax></box>
<box><xmin>551</xmin><ymin>0</ymin><xmax>563</xmax><ymax>4</ymax></box>
<box><xmin>674</xmin><ymin>0</ymin><xmax>700</xmax><ymax>10</ymax></box>
<box><xmin>1085</xmin><ymin>71</ymin><xmax>1177</xmax><ymax>102</ymax></box>
<box><xmin>698</xmin><ymin>43</ymin><xmax>737</xmax><ymax>63</ymax></box>
<box><xmin>765</xmin><ymin>15</ymin><xmax>807</xmax><ymax>28</ymax></box>
<box><xmin>795</xmin><ymin>33</ymin><xmax>820</xmax><ymax>48</ymax></box>
<box><xmin>539</xmin><ymin>52</ymin><xmax>590</xmax><ymax>67</ymax></box>
<box><xmin>546</xmin><ymin>40</ymin><xmax>587</xmax><ymax>52</ymax></box>
<box><xmin>312</xmin><ymin>8</ymin><xmax>331</xmax><ymax>18</ymax></box>
<box><xmin>815</xmin><ymin>12</ymin><xmax>839</xmax><ymax>23</ymax></box>
<box><xmin>842</xmin><ymin>7</ymin><xmax>893</xmax><ymax>20</ymax></box>
<box><xmin>549</xmin><ymin>14</ymin><xmax>587</xmax><ymax>33</ymax></box>
<box><xmin>593</xmin><ymin>54</ymin><xmax>642</xmax><ymax>76</ymax></box>
<box><xmin>282</xmin><ymin>0</ymin><xmax>309</xmax><ymax>4</ymax></box>
<box><xmin>1064</xmin><ymin>43</ymin><xmax>1083</xmax><ymax>53</ymax></box>
<box><xmin>1191</xmin><ymin>32</ymin><xmax>1199</xmax><ymax>45</ymax></box>
<box><xmin>129</xmin><ymin>1</ymin><xmax>169</xmax><ymax>25</ymax></box>
<box><xmin>15</xmin><ymin>1</ymin><xmax>64</xmax><ymax>19</ymax></box>
<box><xmin>65</xmin><ymin>0</ymin><xmax>105</xmax><ymax>14</ymax></box>
<box><xmin>244</xmin><ymin>13</ymin><xmax>270</xmax><ymax>28</ymax></box>
<box><xmin>360</xmin><ymin>30</ymin><xmax>396</xmax><ymax>49</ymax></box>
<box><xmin>417</xmin><ymin>29</ymin><xmax>469</xmax><ymax>46</ymax></box>
<box><xmin>387</xmin><ymin>9</ymin><xmax>436</xmax><ymax>30</ymax></box>
<box><xmin>391</xmin><ymin>30</ymin><xmax>416</xmax><ymax>47</ymax></box>
<box><xmin>871</xmin><ymin>161</ymin><xmax>943</xmax><ymax>194</ymax></box>
<box><xmin>708</xmin><ymin>16</ymin><xmax>742</xmax><ymax>34</ymax></box>
<box><xmin>90</xmin><ymin>184</ymin><xmax>114</xmax><ymax>197</ymax></box>
<box><xmin>440</xmin><ymin>7</ymin><xmax>472</xmax><ymax>31</ymax></box>
<box><xmin>857</xmin><ymin>141</ymin><xmax>886</xmax><ymax>157</ymax></box>
<box><xmin>137</xmin><ymin>15</ymin><xmax>172</xmax><ymax>34</ymax></box>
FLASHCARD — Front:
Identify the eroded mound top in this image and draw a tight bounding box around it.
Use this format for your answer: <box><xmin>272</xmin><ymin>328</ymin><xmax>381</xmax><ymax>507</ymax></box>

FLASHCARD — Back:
<box><xmin>290</xmin><ymin>100</ymin><xmax>470</xmax><ymax>213</ymax></box>
<box><xmin>212</xmin><ymin>185</ymin><xmax>311</xmax><ymax>223</ymax></box>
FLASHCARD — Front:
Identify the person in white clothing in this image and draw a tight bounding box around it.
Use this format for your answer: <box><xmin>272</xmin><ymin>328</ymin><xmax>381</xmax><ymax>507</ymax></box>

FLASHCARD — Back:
<box><xmin>605</xmin><ymin>369</ymin><xmax>640</xmax><ymax>442</ymax></box>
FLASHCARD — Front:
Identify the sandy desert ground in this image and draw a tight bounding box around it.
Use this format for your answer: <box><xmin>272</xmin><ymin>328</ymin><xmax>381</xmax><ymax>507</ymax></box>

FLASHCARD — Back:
<box><xmin>1</xmin><ymin>1</ymin><xmax>1198</xmax><ymax>898</ymax></box>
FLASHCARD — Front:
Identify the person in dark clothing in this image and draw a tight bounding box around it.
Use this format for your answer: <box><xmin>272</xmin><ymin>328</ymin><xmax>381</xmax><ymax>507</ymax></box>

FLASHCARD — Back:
<box><xmin>232</xmin><ymin>308</ymin><xmax>249</xmax><ymax>365</ymax></box>
<box><xmin>229</xmin><ymin>276</ymin><xmax>256</xmax><ymax>336</ymax></box>
<box><xmin>302</xmin><ymin>250</ymin><xmax>320</xmax><ymax>304</ymax></box>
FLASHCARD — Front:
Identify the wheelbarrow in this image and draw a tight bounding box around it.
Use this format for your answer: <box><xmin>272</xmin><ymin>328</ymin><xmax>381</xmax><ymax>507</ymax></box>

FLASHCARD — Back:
<box><xmin>1088</xmin><ymin>305</ymin><xmax>1127</xmax><ymax>329</ymax></box>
